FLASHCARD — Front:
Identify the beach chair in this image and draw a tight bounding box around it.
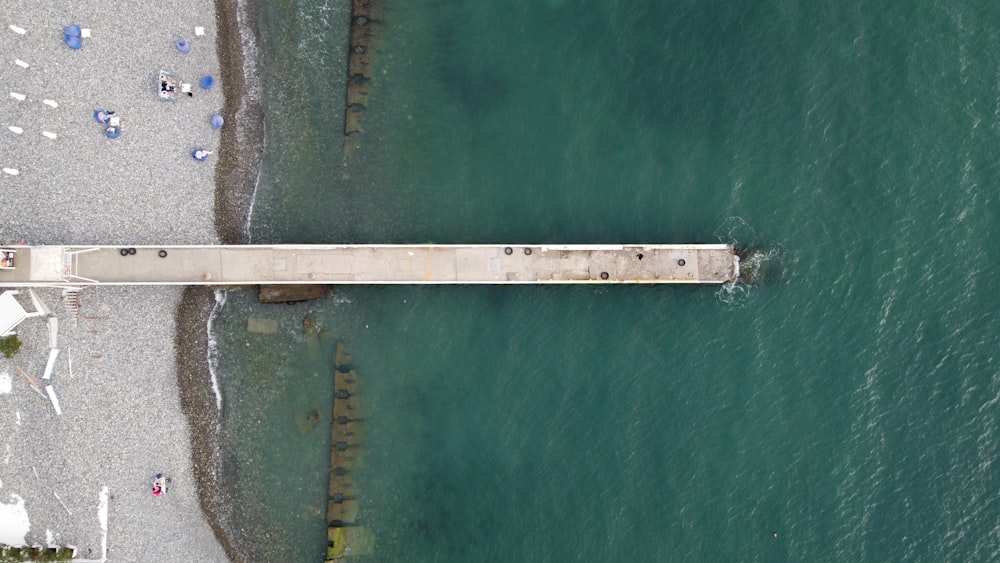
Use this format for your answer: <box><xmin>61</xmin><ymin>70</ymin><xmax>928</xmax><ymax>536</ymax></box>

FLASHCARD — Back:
<box><xmin>158</xmin><ymin>70</ymin><xmax>178</xmax><ymax>101</ymax></box>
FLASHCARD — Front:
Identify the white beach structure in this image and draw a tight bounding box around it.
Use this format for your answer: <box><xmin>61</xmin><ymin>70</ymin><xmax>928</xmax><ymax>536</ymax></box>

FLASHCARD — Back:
<box><xmin>0</xmin><ymin>289</ymin><xmax>48</xmax><ymax>336</ymax></box>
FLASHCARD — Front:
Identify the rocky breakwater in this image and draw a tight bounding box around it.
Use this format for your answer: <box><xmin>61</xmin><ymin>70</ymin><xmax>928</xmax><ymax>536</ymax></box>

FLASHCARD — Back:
<box><xmin>343</xmin><ymin>0</ymin><xmax>383</xmax><ymax>160</ymax></box>
<box><xmin>326</xmin><ymin>342</ymin><xmax>375</xmax><ymax>560</ymax></box>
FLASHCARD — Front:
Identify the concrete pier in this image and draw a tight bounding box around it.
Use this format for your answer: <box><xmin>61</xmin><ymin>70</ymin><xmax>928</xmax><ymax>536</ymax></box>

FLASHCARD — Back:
<box><xmin>0</xmin><ymin>244</ymin><xmax>737</xmax><ymax>286</ymax></box>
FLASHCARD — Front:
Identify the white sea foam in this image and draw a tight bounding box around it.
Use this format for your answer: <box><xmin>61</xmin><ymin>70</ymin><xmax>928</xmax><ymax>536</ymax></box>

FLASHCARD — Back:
<box><xmin>206</xmin><ymin>290</ymin><xmax>228</xmax><ymax>411</ymax></box>
<box><xmin>295</xmin><ymin>0</ymin><xmax>342</xmax><ymax>71</ymax></box>
<box><xmin>244</xmin><ymin>131</ymin><xmax>264</xmax><ymax>243</ymax></box>
<box><xmin>236</xmin><ymin>0</ymin><xmax>260</xmax><ymax>103</ymax></box>
<box><xmin>0</xmin><ymin>493</ymin><xmax>30</xmax><ymax>545</ymax></box>
<box><xmin>236</xmin><ymin>0</ymin><xmax>264</xmax><ymax>244</ymax></box>
<box><xmin>715</xmin><ymin>244</ymin><xmax>784</xmax><ymax>308</ymax></box>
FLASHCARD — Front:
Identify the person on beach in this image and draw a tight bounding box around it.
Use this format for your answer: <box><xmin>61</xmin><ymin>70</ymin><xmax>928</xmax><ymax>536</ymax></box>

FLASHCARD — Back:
<box><xmin>93</xmin><ymin>109</ymin><xmax>114</xmax><ymax>124</ymax></box>
<box><xmin>152</xmin><ymin>473</ymin><xmax>170</xmax><ymax>496</ymax></box>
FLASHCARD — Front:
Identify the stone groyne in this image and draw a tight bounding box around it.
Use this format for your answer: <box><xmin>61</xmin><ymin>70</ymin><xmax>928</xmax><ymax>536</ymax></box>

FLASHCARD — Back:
<box><xmin>343</xmin><ymin>0</ymin><xmax>383</xmax><ymax>162</ymax></box>
<box><xmin>326</xmin><ymin>343</ymin><xmax>375</xmax><ymax>560</ymax></box>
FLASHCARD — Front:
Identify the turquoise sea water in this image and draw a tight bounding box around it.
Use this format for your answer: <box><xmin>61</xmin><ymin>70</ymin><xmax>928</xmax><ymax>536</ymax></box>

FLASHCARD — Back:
<box><xmin>212</xmin><ymin>1</ymin><xmax>1000</xmax><ymax>560</ymax></box>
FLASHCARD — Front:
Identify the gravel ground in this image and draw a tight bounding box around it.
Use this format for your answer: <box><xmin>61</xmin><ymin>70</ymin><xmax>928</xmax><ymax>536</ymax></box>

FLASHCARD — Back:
<box><xmin>0</xmin><ymin>2</ymin><xmax>222</xmax><ymax>245</ymax></box>
<box><xmin>1</xmin><ymin>2</ymin><xmax>229</xmax><ymax>561</ymax></box>
<box><xmin>0</xmin><ymin>288</ymin><xmax>226</xmax><ymax>562</ymax></box>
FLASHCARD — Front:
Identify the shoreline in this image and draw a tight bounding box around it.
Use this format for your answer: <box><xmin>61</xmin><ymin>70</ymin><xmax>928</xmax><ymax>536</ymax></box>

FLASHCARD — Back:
<box><xmin>180</xmin><ymin>0</ymin><xmax>358</xmax><ymax>558</ymax></box>
<box><xmin>213</xmin><ymin>0</ymin><xmax>264</xmax><ymax>246</ymax></box>
<box><xmin>175</xmin><ymin>287</ymin><xmax>240</xmax><ymax>561</ymax></box>
<box><xmin>178</xmin><ymin>0</ymin><xmax>265</xmax><ymax>560</ymax></box>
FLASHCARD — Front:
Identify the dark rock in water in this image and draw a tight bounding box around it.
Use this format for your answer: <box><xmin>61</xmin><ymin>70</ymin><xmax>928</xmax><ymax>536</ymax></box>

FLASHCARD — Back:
<box><xmin>258</xmin><ymin>284</ymin><xmax>331</xmax><ymax>303</ymax></box>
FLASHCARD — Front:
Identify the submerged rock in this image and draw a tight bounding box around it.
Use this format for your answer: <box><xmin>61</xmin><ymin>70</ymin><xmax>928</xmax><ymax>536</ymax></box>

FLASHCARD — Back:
<box><xmin>296</xmin><ymin>403</ymin><xmax>323</xmax><ymax>434</ymax></box>
<box><xmin>335</xmin><ymin>342</ymin><xmax>353</xmax><ymax>369</ymax></box>
<box><xmin>247</xmin><ymin>316</ymin><xmax>279</xmax><ymax>334</ymax></box>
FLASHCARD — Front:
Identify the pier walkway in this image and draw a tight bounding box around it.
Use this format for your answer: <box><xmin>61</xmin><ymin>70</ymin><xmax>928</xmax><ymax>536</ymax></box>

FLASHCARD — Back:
<box><xmin>0</xmin><ymin>244</ymin><xmax>738</xmax><ymax>287</ymax></box>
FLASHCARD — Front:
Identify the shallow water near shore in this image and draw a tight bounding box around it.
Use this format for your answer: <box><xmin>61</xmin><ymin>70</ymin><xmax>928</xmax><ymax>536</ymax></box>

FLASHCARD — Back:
<box><xmin>212</xmin><ymin>0</ymin><xmax>1000</xmax><ymax>560</ymax></box>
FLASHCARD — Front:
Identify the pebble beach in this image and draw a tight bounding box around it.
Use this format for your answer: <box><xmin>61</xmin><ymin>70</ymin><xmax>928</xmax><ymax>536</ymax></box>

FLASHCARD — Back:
<box><xmin>1</xmin><ymin>1</ymin><xmax>239</xmax><ymax>560</ymax></box>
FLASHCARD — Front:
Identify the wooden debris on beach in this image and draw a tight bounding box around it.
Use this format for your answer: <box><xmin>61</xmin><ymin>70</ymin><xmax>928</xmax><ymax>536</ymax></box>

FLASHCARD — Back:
<box><xmin>258</xmin><ymin>284</ymin><xmax>331</xmax><ymax>303</ymax></box>
<box><xmin>16</xmin><ymin>365</ymin><xmax>45</xmax><ymax>398</ymax></box>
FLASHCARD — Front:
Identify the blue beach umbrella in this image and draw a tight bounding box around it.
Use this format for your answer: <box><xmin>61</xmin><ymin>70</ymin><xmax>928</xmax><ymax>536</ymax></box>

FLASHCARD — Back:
<box><xmin>176</xmin><ymin>39</ymin><xmax>190</xmax><ymax>54</ymax></box>
<box><xmin>105</xmin><ymin>126</ymin><xmax>120</xmax><ymax>139</ymax></box>
<box><xmin>192</xmin><ymin>148</ymin><xmax>210</xmax><ymax>161</ymax></box>
<box><xmin>210</xmin><ymin>114</ymin><xmax>224</xmax><ymax>129</ymax></box>
<box><xmin>64</xmin><ymin>35</ymin><xmax>83</xmax><ymax>50</ymax></box>
<box><xmin>64</xmin><ymin>25</ymin><xmax>83</xmax><ymax>50</ymax></box>
<box><xmin>199</xmin><ymin>75</ymin><xmax>215</xmax><ymax>90</ymax></box>
<box><xmin>93</xmin><ymin>110</ymin><xmax>112</xmax><ymax>124</ymax></box>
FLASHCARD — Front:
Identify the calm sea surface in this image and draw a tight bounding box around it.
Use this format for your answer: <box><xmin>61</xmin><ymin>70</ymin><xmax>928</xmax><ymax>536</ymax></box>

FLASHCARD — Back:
<box><xmin>211</xmin><ymin>1</ymin><xmax>1000</xmax><ymax>560</ymax></box>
